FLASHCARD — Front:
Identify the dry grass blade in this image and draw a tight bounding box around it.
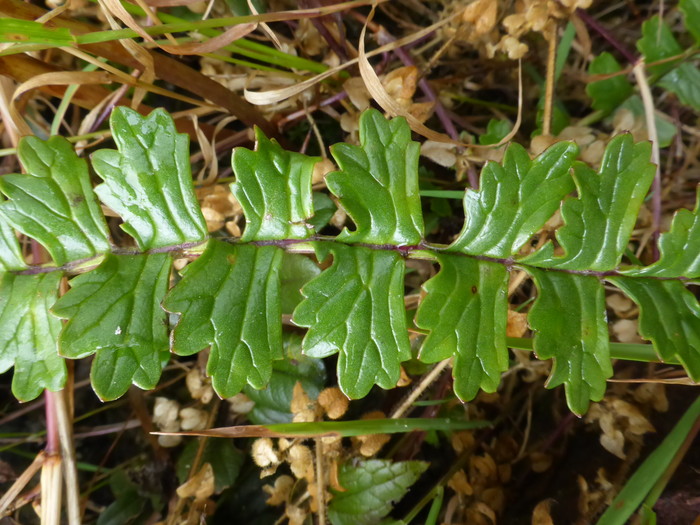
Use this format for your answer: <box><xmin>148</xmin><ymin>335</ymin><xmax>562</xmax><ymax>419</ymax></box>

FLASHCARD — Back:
<box><xmin>97</xmin><ymin>0</ymin><xmax>155</xmax><ymax>110</ymax></box>
<box><xmin>244</xmin><ymin>14</ymin><xmax>453</xmax><ymax>106</ymax></box>
<box><xmin>143</xmin><ymin>0</ymin><xmax>204</xmax><ymax>6</ymax></box>
<box><xmin>0</xmin><ymin>54</ymin><xmax>235</xmax><ymax>143</ymax></box>
<box><xmin>356</xmin><ymin>5</ymin><xmax>522</xmax><ymax>149</ymax></box>
<box><xmin>9</xmin><ymin>70</ymin><xmax>114</xmax><ymax>136</ymax></box>
<box><xmin>0</xmin><ymin>451</ymin><xmax>45</xmax><ymax>516</ymax></box>
<box><xmin>157</xmin><ymin>23</ymin><xmax>257</xmax><ymax>55</ymax></box>
<box><xmin>0</xmin><ymin>0</ymin><xmax>278</xmax><ymax>137</ymax></box>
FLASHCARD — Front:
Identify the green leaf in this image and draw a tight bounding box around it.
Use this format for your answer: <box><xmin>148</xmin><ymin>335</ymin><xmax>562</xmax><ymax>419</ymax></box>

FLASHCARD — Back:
<box><xmin>279</xmin><ymin>252</ymin><xmax>321</xmax><ymax>315</ymax></box>
<box><xmin>450</xmin><ymin>141</ymin><xmax>578</xmax><ymax>257</ymax></box>
<box><xmin>415</xmin><ymin>254</ymin><xmax>509</xmax><ymax>400</ymax></box>
<box><xmin>587</xmin><ymin>52</ymin><xmax>634</xmax><ymax>113</ymax></box>
<box><xmin>680</xmin><ymin>0</ymin><xmax>700</xmax><ymax>43</ymax></box>
<box><xmin>293</xmin><ymin>243</ymin><xmax>411</xmax><ymax>398</ymax></box>
<box><xmin>657</xmin><ymin>63</ymin><xmax>700</xmax><ymax>111</ymax></box>
<box><xmin>0</xmin><ymin>272</ymin><xmax>65</xmax><ymax>401</ymax></box>
<box><xmin>607</xmin><ymin>277</ymin><xmax>700</xmax><ymax>381</ymax></box>
<box><xmin>244</xmin><ymin>333</ymin><xmax>326</xmax><ymax>424</ymax></box>
<box><xmin>231</xmin><ymin>127</ymin><xmax>318</xmax><ymax>241</ymax></box>
<box><xmin>478</xmin><ymin>118</ymin><xmax>512</xmax><ymax>145</ymax></box>
<box><xmin>328</xmin><ymin>459</ymin><xmax>428</xmax><ymax>525</ymax></box>
<box><xmin>0</xmin><ymin>195</ymin><xmax>26</xmax><ymax>272</ymax></box>
<box><xmin>97</xmin><ymin>492</ymin><xmax>146</xmax><ymax>525</ymax></box>
<box><xmin>163</xmin><ymin>240</ymin><xmax>283</xmax><ymax>397</ymax></box>
<box><xmin>52</xmin><ymin>253</ymin><xmax>171</xmax><ymax>400</ymax></box>
<box><xmin>0</xmin><ymin>136</ymin><xmax>110</xmax><ymax>265</ymax></box>
<box><xmin>327</xmin><ymin>109</ymin><xmax>424</xmax><ymax>245</ymax></box>
<box><xmin>627</xmin><ymin>188</ymin><xmax>700</xmax><ymax>278</ymax></box>
<box><xmin>527</xmin><ymin>269</ymin><xmax>612</xmax><ymax>415</ymax></box>
<box><xmin>97</xmin><ymin>471</ymin><xmax>148</xmax><ymax>525</ymax></box>
<box><xmin>92</xmin><ymin>107</ymin><xmax>207</xmax><ymax>250</ymax></box>
<box><xmin>177</xmin><ymin>439</ymin><xmax>244</xmax><ymax>493</ymax></box>
<box><xmin>637</xmin><ymin>16</ymin><xmax>700</xmax><ymax>110</ymax></box>
<box><xmin>637</xmin><ymin>16</ymin><xmax>683</xmax><ymax>77</ymax></box>
<box><xmin>524</xmin><ymin>134</ymin><xmax>655</xmax><ymax>271</ymax></box>
<box><xmin>308</xmin><ymin>191</ymin><xmax>336</xmax><ymax>232</ymax></box>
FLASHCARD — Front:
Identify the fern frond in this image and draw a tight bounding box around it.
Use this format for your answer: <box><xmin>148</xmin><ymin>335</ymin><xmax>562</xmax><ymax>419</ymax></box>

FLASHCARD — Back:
<box><xmin>0</xmin><ymin>107</ymin><xmax>698</xmax><ymax>413</ymax></box>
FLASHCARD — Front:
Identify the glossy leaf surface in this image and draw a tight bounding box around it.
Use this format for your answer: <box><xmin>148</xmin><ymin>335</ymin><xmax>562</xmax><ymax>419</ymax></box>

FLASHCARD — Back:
<box><xmin>52</xmin><ymin>253</ymin><xmax>171</xmax><ymax>400</ymax></box>
<box><xmin>528</xmin><ymin>269</ymin><xmax>612</xmax><ymax>415</ymax></box>
<box><xmin>279</xmin><ymin>252</ymin><xmax>321</xmax><ymax>315</ymax></box>
<box><xmin>608</xmin><ymin>277</ymin><xmax>700</xmax><ymax>381</ymax></box>
<box><xmin>0</xmin><ymin>272</ymin><xmax>64</xmax><ymax>401</ymax></box>
<box><xmin>415</xmin><ymin>254</ymin><xmax>509</xmax><ymax>400</ymax></box>
<box><xmin>327</xmin><ymin>108</ymin><xmax>423</xmax><ymax>245</ymax></box>
<box><xmin>0</xmin><ymin>136</ymin><xmax>110</xmax><ymax>265</ymax></box>
<box><xmin>587</xmin><ymin>52</ymin><xmax>633</xmax><ymax>113</ymax></box>
<box><xmin>450</xmin><ymin>141</ymin><xmax>577</xmax><ymax>257</ymax></box>
<box><xmin>293</xmin><ymin>243</ymin><xmax>411</xmax><ymax>398</ymax></box>
<box><xmin>0</xmin><ymin>195</ymin><xmax>26</xmax><ymax>271</ymax></box>
<box><xmin>163</xmin><ymin>240</ymin><xmax>283</xmax><ymax>397</ymax></box>
<box><xmin>627</xmin><ymin>188</ymin><xmax>700</xmax><ymax>278</ymax></box>
<box><xmin>524</xmin><ymin>135</ymin><xmax>655</xmax><ymax>271</ymax></box>
<box><xmin>328</xmin><ymin>459</ymin><xmax>428</xmax><ymax>525</ymax></box>
<box><xmin>232</xmin><ymin>128</ymin><xmax>318</xmax><ymax>241</ymax></box>
<box><xmin>92</xmin><ymin>107</ymin><xmax>208</xmax><ymax>250</ymax></box>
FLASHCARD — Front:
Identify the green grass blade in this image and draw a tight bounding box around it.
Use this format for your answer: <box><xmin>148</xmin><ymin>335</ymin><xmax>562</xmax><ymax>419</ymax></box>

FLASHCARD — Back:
<box><xmin>596</xmin><ymin>395</ymin><xmax>700</xmax><ymax>525</ymax></box>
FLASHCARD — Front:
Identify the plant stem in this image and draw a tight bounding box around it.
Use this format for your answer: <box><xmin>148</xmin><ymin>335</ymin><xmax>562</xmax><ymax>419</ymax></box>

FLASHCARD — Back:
<box><xmin>52</xmin><ymin>391</ymin><xmax>81</xmax><ymax>525</ymax></box>
<box><xmin>633</xmin><ymin>61</ymin><xmax>662</xmax><ymax>259</ymax></box>
<box><xmin>43</xmin><ymin>390</ymin><xmax>63</xmax><ymax>525</ymax></box>
<box><xmin>542</xmin><ymin>27</ymin><xmax>557</xmax><ymax>136</ymax></box>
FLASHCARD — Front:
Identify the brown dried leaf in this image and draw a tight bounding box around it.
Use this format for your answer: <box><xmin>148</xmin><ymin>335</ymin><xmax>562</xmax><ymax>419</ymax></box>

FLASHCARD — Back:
<box><xmin>317</xmin><ymin>388</ymin><xmax>349</xmax><ymax>420</ymax></box>
<box><xmin>312</xmin><ymin>158</ymin><xmax>335</xmax><ymax>186</ymax></box>
<box><xmin>286</xmin><ymin>504</ymin><xmax>308</xmax><ymax>525</ymax></box>
<box><xmin>201</xmin><ymin>207</ymin><xmax>225</xmax><ymax>232</ymax></box>
<box><xmin>252</xmin><ymin>437</ymin><xmax>280</xmax><ymax>469</ymax></box>
<box><xmin>531</xmin><ymin>499</ymin><xmax>555</xmax><ymax>525</ymax></box>
<box><xmin>287</xmin><ymin>444</ymin><xmax>315</xmax><ymax>482</ymax></box>
<box><xmin>606</xmin><ymin>293</ymin><xmax>636</xmax><ymax>317</ymax></box>
<box><xmin>421</xmin><ymin>140</ymin><xmax>458</xmax><ymax>167</ymax></box>
<box><xmin>469</xmin><ymin>454</ymin><xmax>498</xmax><ymax>488</ymax></box>
<box><xmin>507</xmin><ymin>309</ymin><xmax>529</xmax><ymax>338</ymax></box>
<box><xmin>612</xmin><ymin>319</ymin><xmax>644</xmax><ymax>344</ymax></box>
<box><xmin>291</xmin><ymin>382</ymin><xmax>317</xmax><ymax>423</ymax></box>
<box><xmin>263</xmin><ymin>474</ymin><xmax>294</xmax><ymax>505</ymax></box>
<box><xmin>176</xmin><ymin>463</ymin><xmax>215</xmax><ymax>502</ymax></box>
<box><xmin>227</xmin><ymin>392</ymin><xmax>255</xmax><ymax>415</ymax></box>
<box><xmin>530</xmin><ymin>452</ymin><xmax>552</xmax><ymax>473</ymax></box>
<box><xmin>344</xmin><ymin>77</ymin><xmax>371</xmax><ymax>111</ymax></box>
<box><xmin>185</xmin><ymin>367</ymin><xmax>214</xmax><ymax>404</ymax></box>
<box><xmin>634</xmin><ymin>383</ymin><xmax>668</xmax><ymax>413</ymax></box>
<box><xmin>448</xmin><ymin>469</ymin><xmax>474</xmax><ymax>496</ymax></box>
<box><xmin>451</xmin><ymin>430</ymin><xmax>475</xmax><ymax>454</ymax></box>
<box><xmin>179</xmin><ymin>407</ymin><xmax>208</xmax><ymax>431</ymax></box>
<box><xmin>462</xmin><ymin>0</ymin><xmax>498</xmax><ymax>35</ymax></box>
<box><xmin>383</xmin><ymin>66</ymin><xmax>418</xmax><ymax>106</ymax></box>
